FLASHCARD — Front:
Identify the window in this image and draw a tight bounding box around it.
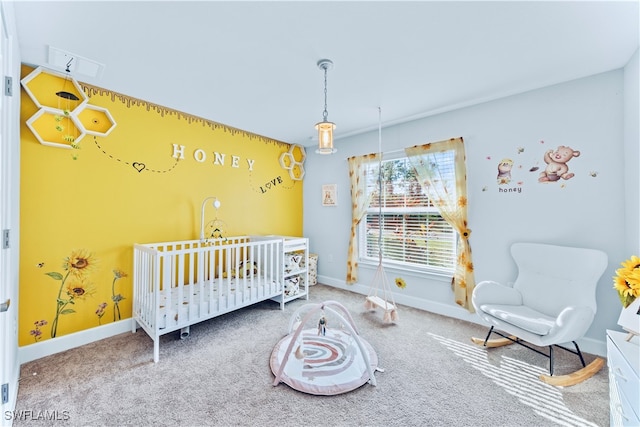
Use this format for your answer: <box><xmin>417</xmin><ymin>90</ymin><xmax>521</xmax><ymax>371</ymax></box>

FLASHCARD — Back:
<box><xmin>358</xmin><ymin>155</ymin><xmax>456</xmax><ymax>274</ymax></box>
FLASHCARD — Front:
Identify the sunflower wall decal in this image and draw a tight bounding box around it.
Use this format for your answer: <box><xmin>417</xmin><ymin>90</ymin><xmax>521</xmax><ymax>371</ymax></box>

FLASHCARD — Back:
<box><xmin>395</xmin><ymin>277</ymin><xmax>407</xmax><ymax>289</ymax></box>
<box><xmin>39</xmin><ymin>249</ymin><xmax>130</xmax><ymax>339</ymax></box>
<box><xmin>44</xmin><ymin>249</ymin><xmax>98</xmax><ymax>338</ymax></box>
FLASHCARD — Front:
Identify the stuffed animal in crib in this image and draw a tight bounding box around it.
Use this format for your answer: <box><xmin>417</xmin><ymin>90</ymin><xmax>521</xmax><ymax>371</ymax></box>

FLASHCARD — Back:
<box><xmin>222</xmin><ymin>260</ymin><xmax>258</xmax><ymax>278</ymax></box>
<box><xmin>284</xmin><ymin>276</ymin><xmax>300</xmax><ymax>296</ymax></box>
<box><xmin>238</xmin><ymin>260</ymin><xmax>258</xmax><ymax>277</ymax></box>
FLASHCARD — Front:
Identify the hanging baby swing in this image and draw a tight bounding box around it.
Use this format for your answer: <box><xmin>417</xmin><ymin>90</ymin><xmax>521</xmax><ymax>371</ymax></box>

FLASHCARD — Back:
<box><xmin>364</xmin><ymin>107</ymin><xmax>398</xmax><ymax>323</ymax></box>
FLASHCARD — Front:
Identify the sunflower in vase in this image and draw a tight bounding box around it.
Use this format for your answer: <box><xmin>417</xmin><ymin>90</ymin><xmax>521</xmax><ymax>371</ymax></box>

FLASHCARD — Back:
<box><xmin>613</xmin><ymin>255</ymin><xmax>640</xmax><ymax>308</ymax></box>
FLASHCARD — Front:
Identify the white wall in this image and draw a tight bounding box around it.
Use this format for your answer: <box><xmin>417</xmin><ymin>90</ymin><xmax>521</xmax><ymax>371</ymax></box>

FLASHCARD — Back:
<box><xmin>304</xmin><ymin>68</ymin><xmax>636</xmax><ymax>355</ymax></box>
<box><xmin>624</xmin><ymin>49</ymin><xmax>639</xmax><ymax>256</ymax></box>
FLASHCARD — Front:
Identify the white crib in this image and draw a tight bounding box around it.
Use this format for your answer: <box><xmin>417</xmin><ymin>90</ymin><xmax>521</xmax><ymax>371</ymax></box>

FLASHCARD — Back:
<box><xmin>132</xmin><ymin>235</ymin><xmax>284</xmax><ymax>362</ymax></box>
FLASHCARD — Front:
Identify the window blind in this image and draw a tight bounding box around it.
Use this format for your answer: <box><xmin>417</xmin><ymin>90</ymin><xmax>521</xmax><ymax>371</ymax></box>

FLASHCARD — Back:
<box><xmin>360</xmin><ymin>154</ymin><xmax>456</xmax><ymax>273</ymax></box>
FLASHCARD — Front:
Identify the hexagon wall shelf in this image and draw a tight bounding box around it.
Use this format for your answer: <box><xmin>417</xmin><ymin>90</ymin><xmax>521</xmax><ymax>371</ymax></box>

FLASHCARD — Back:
<box><xmin>26</xmin><ymin>108</ymin><xmax>86</xmax><ymax>149</ymax></box>
<box><xmin>279</xmin><ymin>144</ymin><xmax>306</xmax><ymax>181</ymax></box>
<box><xmin>290</xmin><ymin>163</ymin><xmax>305</xmax><ymax>180</ymax></box>
<box><xmin>77</xmin><ymin>104</ymin><xmax>117</xmax><ymax>136</ymax></box>
<box><xmin>279</xmin><ymin>152</ymin><xmax>293</xmax><ymax>169</ymax></box>
<box><xmin>21</xmin><ymin>66</ymin><xmax>88</xmax><ymax>113</ymax></box>
<box><xmin>290</xmin><ymin>145</ymin><xmax>306</xmax><ymax>163</ymax></box>
<box><xmin>21</xmin><ymin>66</ymin><xmax>117</xmax><ymax>149</ymax></box>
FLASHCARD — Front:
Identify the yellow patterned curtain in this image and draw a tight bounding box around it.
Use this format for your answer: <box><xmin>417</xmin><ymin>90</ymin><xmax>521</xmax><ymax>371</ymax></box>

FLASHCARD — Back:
<box><xmin>346</xmin><ymin>153</ymin><xmax>380</xmax><ymax>284</ymax></box>
<box><xmin>404</xmin><ymin>137</ymin><xmax>476</xmax><ymax>311</ymax></box>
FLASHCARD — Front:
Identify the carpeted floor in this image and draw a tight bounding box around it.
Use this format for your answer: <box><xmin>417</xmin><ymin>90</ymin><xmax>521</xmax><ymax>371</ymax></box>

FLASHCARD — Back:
<box><xmin>13</xmin><ymin>284</ymin><xmax>610</xmax><ymax>427</ymax></box>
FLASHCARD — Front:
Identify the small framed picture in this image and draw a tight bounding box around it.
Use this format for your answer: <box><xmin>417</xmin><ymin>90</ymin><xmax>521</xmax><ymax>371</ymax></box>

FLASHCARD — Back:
<box><xmin>618</xmin><ymin>296</ymin><xmax>640</xmax><ymax>341</ymax></box>
<box><xmin>322</xmin><ymin>184</ymin><xmax>337</xmax><ymax>206</ymax></box>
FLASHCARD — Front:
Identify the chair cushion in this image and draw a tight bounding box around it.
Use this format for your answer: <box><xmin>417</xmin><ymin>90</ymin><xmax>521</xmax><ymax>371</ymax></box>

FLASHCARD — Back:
<box><xmin>479</xmin><ymin>304</ymin><xmax>556</xmax><ymax>336</ymax></box>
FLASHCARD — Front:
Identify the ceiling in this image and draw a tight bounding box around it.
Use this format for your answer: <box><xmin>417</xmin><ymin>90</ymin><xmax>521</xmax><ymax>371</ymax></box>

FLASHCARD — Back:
<box><xmin>11</xmin><ymin>1</ymin><xmax>640</xmax><ymax>148</ymax></box>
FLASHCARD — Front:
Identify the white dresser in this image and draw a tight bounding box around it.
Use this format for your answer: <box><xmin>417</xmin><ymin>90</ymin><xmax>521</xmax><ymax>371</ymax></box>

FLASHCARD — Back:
<box><xmin>607</xmin><ymin>330</ymin><xmax>640</xmax><ymax>426</ymax></box>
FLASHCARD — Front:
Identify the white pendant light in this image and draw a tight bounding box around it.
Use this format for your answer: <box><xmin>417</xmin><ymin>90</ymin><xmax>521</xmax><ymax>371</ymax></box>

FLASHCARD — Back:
<box><xmin>315</xmin><ymin>59</ymin><xmax>337</xmax><ymax>154</ymax></box>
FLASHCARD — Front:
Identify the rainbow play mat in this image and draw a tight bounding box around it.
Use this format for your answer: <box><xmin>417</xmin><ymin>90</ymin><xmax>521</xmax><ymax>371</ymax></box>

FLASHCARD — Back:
<box><xmin>270</xmin><ymin>301</ymin><xmax>379</xmax><ymax>395</ymax></box>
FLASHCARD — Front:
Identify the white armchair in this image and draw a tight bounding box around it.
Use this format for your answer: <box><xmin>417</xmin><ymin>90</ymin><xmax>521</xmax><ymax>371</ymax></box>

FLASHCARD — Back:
<box><xmin>471</xmin><ymin>242</ymin><xmax>608</xmax><ymax>386</ymax></box>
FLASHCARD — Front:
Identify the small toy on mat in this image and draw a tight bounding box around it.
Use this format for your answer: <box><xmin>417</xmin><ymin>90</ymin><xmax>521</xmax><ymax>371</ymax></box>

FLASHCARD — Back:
<box><xmin>317</xmin><ymin>315</ymin><xmax>327</xmax><ymax>336</ymax></box>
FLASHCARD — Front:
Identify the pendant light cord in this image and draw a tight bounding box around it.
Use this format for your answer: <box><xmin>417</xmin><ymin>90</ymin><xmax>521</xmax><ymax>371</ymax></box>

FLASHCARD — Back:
<box><xmin>322</xmin><ymin>66</ymin><xmax>329</xmax><ymax>122</ymax></box>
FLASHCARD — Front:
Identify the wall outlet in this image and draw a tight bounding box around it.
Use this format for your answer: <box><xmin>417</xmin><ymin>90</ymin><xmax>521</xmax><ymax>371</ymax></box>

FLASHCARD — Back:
<box><xmin>327</xmin><ymin>254</ymin><xmax>333</xmax><ymax>263</ymax></box>
<box><xmin>1</xmin><ymin>383</ymin><xmax>8</xmax><ymax>404</ymax></box>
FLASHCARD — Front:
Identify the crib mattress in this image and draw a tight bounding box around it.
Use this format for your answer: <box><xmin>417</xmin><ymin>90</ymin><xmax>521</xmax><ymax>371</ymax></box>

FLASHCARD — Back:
<box><xmin>154</xmin><ymin>279</ymin><xmax>279</xmax><ymax>330</ymax></box>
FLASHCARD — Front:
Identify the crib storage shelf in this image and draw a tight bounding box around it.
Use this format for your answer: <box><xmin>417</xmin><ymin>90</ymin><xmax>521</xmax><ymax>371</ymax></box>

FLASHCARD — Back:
<box><xmin>269</xmin><ymin>236</ymin><xmax>310</xmax><ymax>304</ymax></box>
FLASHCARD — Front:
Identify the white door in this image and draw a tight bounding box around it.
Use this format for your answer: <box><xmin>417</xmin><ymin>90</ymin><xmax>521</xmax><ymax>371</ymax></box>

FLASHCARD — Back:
<box><xmin>0</xmin><ymin>1</ymin><xmax>20</xmax><ymax>424</ymax></box>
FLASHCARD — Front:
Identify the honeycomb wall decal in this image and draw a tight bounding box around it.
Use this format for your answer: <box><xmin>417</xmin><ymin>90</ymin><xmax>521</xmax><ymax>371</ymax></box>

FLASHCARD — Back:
<box><xmin>21</xmin><ymin>66</ymin><xmax>88</xmax><ymax>112</ymax></box>
<box><xmin>25</xmin><ymin>108</ymin><xmax>86</xmax><ymax>148</ymax></box>
<box><xmin>76</xmin><ymin>104</ymin><xmax>117</xmax><ymax>137</ymax></box>
<box><xmin>279</xmin><ymin>144</ymin><xmax>306</xmax><ymax>181</ymax></box>
<box><xmin>21</xmin><ymin>66</ymin><xmax>116</xmax><ymax>149</ymax></box>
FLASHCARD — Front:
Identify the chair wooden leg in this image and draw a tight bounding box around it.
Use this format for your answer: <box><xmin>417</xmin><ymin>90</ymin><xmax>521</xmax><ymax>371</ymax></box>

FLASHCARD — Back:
<box><xmin>539</xmin><ymin>358</ymin><xmax>605</xmax><ymax>387</ymax></box>
<box><xmin>471</xmin><ymin>329</ymin><xmax>602</xmax><ymax>386</ymax></box>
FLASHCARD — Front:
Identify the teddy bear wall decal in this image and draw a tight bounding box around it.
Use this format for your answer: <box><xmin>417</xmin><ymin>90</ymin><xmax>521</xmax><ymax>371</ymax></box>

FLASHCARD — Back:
<box><xmin>538</xmin><ymin>145</ymin><xmax>580</xmax><ymax>183</ymax></box>
<box><xmin>489</xmin><ymin>141</ymin><xmax>593</xmax><ymax>195</ymax></box>
<box><xmin>496</xmin><ymin>158</ymin><xmax>514</xmax><ymax>185</ymax></box>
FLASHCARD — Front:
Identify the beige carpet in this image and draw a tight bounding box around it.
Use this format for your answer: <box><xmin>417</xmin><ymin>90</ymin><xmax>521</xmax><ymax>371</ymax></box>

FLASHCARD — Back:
<box><xmin>13</xmin><ymin>284</ymin><xmax>609</xmax><ymax>427</ymax></box>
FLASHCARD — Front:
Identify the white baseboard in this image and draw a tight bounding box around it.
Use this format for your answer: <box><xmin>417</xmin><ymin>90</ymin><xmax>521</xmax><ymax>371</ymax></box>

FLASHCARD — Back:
<box><xmin>576</xmin><ymin>336</ymin><xmax>607</xmax><ymax>358</ymax></box>
<box><xmin>17</xmin><ymin>280</ymin><xmax>608</xmax><ymax>364</ymax></box>
<box><xmin>18</xmin><ymin>319</ymin><xmax>133</xmax><ymax>364</ymax></box>
<box><xmin>317</xmin><ymin>275</ymin><xmax>607</xmax><ymax>357</ymax></box>
<box><xmin>318</xmin><ymin>274</ymin><xmax>483</xmax><ymax>322</ymax></box>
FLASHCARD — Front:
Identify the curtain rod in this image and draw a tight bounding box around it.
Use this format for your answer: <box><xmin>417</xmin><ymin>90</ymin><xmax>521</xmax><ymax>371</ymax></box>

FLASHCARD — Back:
<box><xmin>344</xmin><ymin>136</ymin><xmax>463</xmax><ymax>161</ymax></box>
<box><xmin>345</xmin><ymin>147</ymin><xmax>405</xmax><ymax>161</ymax></box>
<box><xmin>381</xmin><ymin>148</ymin><xmax>406</xmax><ymax>156</ymax></box>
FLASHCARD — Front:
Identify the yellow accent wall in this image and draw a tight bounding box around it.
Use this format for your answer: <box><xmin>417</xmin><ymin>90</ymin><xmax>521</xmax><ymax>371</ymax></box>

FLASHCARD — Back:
<box><xmin>19</xmin><ymin>65</ymin><xmax>303</xmax><ymax>345</ymax></box>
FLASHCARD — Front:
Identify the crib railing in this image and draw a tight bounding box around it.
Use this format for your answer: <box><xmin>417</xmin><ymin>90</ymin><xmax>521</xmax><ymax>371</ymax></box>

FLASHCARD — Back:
<box><xmin>133</xmin><ymin>236</ymin><xmax>283</xmax><ymax>341</ymax></box>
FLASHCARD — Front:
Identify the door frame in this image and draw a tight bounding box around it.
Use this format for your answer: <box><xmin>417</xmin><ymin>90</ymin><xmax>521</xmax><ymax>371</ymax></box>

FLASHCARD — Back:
<box><xmin>0</xmin><ymin>1</ymin><xmax>21</xmax><ymax>424</ymax></box>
